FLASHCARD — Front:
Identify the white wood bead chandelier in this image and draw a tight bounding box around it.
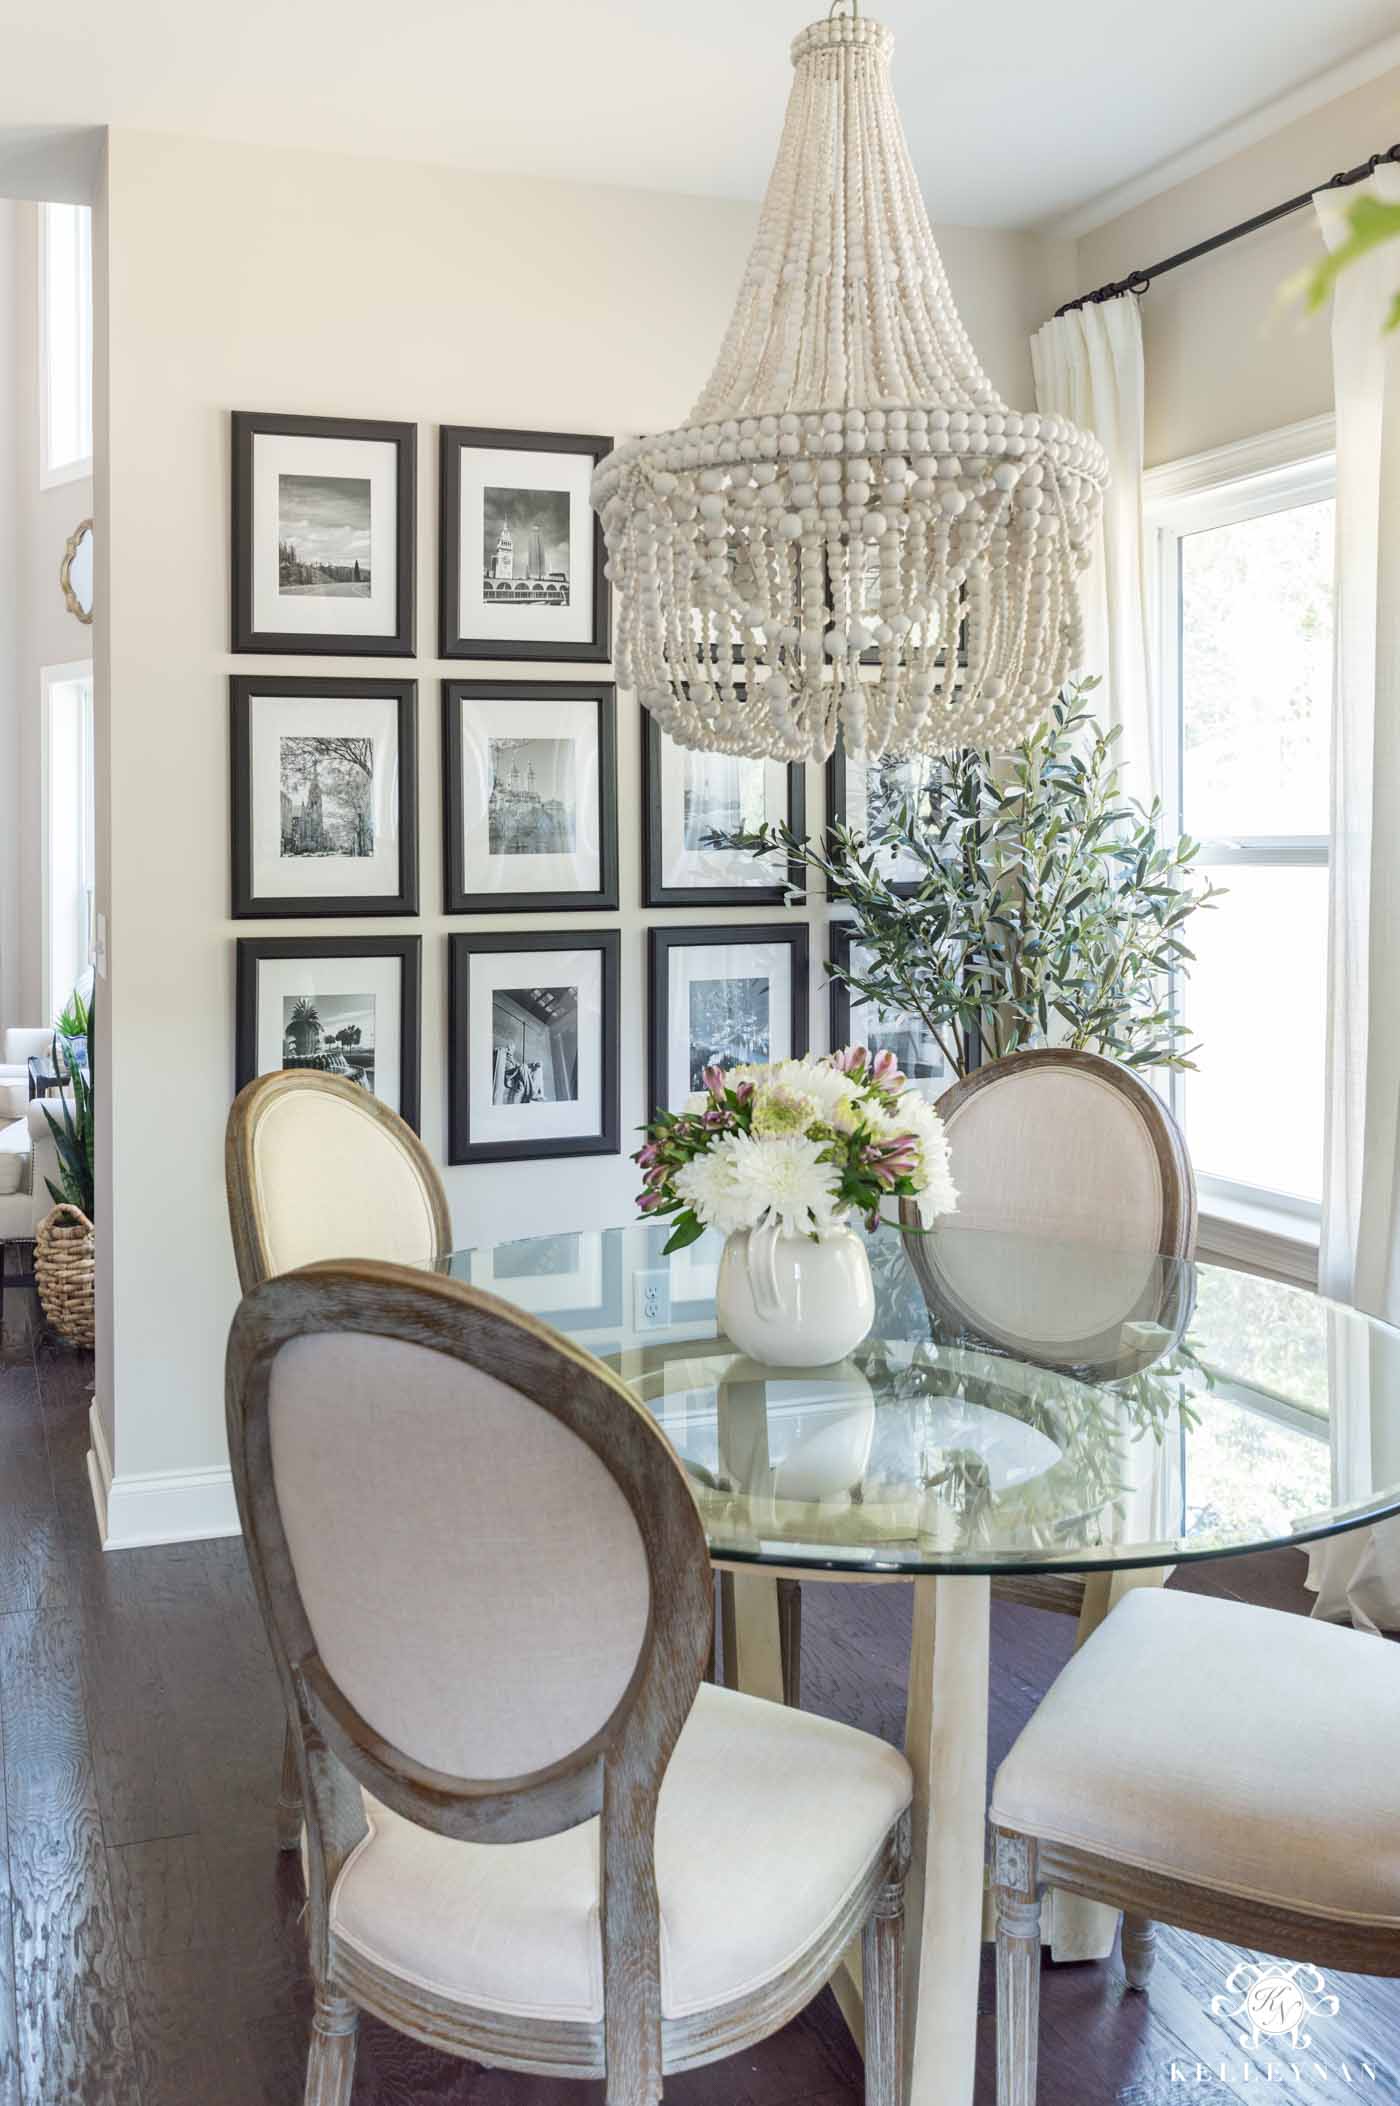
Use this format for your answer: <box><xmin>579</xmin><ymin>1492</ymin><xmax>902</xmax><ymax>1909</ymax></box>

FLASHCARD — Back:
<box><xmin>592</xmin><ymin>5</ymin><xmax>1108</xmax><ymax>762</ymax></box>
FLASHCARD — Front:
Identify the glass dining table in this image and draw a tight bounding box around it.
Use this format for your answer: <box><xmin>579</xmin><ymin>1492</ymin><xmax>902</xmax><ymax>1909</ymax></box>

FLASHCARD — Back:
<box><xmin>442</xmin><ymin>1215</ymin><xmax>1400</xmax><ymax>2106</ymax></box>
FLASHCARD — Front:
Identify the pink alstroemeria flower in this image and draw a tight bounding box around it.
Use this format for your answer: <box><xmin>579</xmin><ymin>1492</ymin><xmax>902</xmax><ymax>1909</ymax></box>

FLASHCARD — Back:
<box><xmin>832</xmin><ymin>1044</ymin><xmax>868</xmax><ymax>1074</ymax></box>
<box><xmin>635</xmin><ymin>1141</ymin><xmax>660</xmax><ymax>1168</ymax></box>
<box><xmin>703</xmin><ymin>1063</ymin><xmax>729</xmax><ymax>1101</ymax></box>
<box><xmin>869</xmin><ymin>1048</ymin><xmax>907</xmax><ymax>1091</ymax></box>
<box><xmin>637</xmin><ymin>1189</ymin><xmax>667</xmax><ymax>1213</ymax></box>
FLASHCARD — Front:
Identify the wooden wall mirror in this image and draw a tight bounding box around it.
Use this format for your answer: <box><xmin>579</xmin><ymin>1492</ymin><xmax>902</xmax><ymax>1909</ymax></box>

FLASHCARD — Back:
<box><xmin>61</xmin><ymin>518</ymin><xmax>94</xmax><ymax>625</ymax></box>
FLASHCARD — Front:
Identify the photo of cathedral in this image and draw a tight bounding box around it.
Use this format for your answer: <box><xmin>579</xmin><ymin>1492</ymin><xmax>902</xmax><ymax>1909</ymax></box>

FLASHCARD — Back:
<box><xmin>487</xmin><ymin>736</ymin><xmax>577</xmax><ymax>856</ymax></box>
<box><xmin>279</xmin><ymin>736</ymin><xmax>375</xmax><ymax>858</ymax></box>
<box><xmin>482</xmin><ymin>485</ymin><xmax>570</xmax><ymax>607</ymax></box>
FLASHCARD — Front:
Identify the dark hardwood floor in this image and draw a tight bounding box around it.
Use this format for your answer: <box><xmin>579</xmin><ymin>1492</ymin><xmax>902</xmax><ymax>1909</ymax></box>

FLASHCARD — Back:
<box><xmin>1</xmin><ymin>1277</ymin><xmax>1396</xmax><ymax>2104</ymax></box>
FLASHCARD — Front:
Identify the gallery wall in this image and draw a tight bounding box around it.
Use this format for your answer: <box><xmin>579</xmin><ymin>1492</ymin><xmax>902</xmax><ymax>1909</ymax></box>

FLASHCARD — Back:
<box><xmin>96</xmin><ymin>127</ymin><xmax>1061</xmax><ymax>1518</ymax></box>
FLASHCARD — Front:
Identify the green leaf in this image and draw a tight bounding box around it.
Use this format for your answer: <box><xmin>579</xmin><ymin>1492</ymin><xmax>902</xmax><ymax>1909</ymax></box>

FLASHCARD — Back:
<box><xmin>661</xmin><ymin>1210</ymin><xmax>706</xmax><ymax>1256</ymax></box>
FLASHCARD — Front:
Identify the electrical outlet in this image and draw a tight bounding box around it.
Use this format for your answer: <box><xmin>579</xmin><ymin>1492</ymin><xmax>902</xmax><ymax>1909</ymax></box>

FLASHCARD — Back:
<box><xmin>633</xmin><ymin>1269</ymin><xmax>672</xmax><ymax>1331</ymax></box>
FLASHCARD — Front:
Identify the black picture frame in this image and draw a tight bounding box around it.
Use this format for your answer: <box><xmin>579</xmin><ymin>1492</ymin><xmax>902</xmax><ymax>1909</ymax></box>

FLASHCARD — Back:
<box><xmin>230</xmin><ymin>411</ymin><xmax>417</xmax><ymax>656</ymax></box>
<box><xmin>230</xmin><ymin>676</ymin><xmax>419</xmax><ymax>918</ymax></box>
<box><xmin>827</xmin><ymin>920</ymin><xmax>964</xmax><ymax>1089</ymax></box>
<box><xmin>647</xmin><ymin>922</ymin><xmax>810</xmax><ymax>1117</ymax></box>
<box><xmin>641</xmin><ymin>711</ymin><xmax>806</xmax><ymax>908</ymax></box>
<box><xmin>448</xmin><ymin>929</ymin><xmax>621</xmax><ymax>1165</ymax></box>
<box><xmin>234</xmin><ymin>934</ymin><xmax>423</xmax><ymax>1130</ymax></box>
<box><xmin>439</xmin><ymin>424</ymin><xmax>612</xmax><ymax>662</ymax></box>
<box><xmin>442</xmin><ymin>679</ymin><xmax>618</xmax><ymax>914</ymax></box>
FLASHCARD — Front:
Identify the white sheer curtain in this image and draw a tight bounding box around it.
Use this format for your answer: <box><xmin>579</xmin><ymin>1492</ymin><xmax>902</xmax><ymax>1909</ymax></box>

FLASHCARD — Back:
<box><xmin>1030</xmin><ymin>293</ymin><xmax>1156</xmax><ymax>798</ymax></box>
<box><xmin>1306</xmin><ymin>166</ymin><xmax>1400</xmax><ymax>1630</ymax></box>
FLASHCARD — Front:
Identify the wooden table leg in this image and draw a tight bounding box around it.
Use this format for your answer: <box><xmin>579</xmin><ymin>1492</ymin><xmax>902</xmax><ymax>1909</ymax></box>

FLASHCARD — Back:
<box><xmin>1045</xmin><ymin>1565</ymin><xmax>1167</xmax><ymax>1963</ymax></box>
<box><xmin>718</xmin><ymin>1568</ymin><xmax>787</xmax><ymax>1707</ymax></box>
<box><xmin>904</xmin><ymin>1574</ymin><xmax>990</xmax><ymax>2106</ymax></box>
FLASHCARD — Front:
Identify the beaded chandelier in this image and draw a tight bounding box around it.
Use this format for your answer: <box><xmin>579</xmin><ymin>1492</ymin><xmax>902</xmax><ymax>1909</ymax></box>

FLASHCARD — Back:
<box><xmin>592</xmin><ymin>7</ymin><xmax>1109</xmax><ymax>762</ymax></box>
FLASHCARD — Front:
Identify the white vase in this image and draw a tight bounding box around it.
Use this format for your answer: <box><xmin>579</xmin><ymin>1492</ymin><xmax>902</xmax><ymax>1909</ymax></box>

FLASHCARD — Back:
<box><xmin>716</xmin><ymin>1221</ymin><xmax>875</xmax><ymax>1368</ymax></box>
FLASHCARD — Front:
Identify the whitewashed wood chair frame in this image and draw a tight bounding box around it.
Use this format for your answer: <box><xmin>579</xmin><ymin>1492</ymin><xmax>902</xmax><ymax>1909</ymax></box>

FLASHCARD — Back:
<box><xmin>225</xmin><ymin>1068</ymin><xmax>453</xmax><ymax>1848</ymax></box>
<box><xmin>227</xmin><ymin>1260</ymin><xmax>911</xmax><ymax>2106</ymax></box>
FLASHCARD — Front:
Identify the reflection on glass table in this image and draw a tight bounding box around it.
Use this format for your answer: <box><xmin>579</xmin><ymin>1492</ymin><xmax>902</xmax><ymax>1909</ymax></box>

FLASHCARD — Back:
<box><xmin>448</xmin><ymin>1218</ymin><xmax>1396</xmax><ymax>1578</ymax></box>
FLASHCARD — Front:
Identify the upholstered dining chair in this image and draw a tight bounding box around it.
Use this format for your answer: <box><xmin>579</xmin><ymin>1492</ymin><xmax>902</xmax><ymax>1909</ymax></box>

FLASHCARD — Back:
<box><xmin>989</xmin><ymin>1585</ymin><xmax>1400</xmax><ymax>2105</ymax></box>
<box><xmin>731</xmin><ymin>1050</ymin><xmax>1196</xmax><ymax>1732</ymax></box>
<box><xmin>227</xmin><ymin>1261</ymin><xmax>913</xmax><ymax>2106</ymax></box>
<box><xmin>901</xmin><ymin>1047</ymin><xmax>1196</xmax><ymax>1621</ymax></box>
<box><xmin>224</xmin><ymin>1069</ymin><xmax>452</xmax><ymax>1847</ymax></box>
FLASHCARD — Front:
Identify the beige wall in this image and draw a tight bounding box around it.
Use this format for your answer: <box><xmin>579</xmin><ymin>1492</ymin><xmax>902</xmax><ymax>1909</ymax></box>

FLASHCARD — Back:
<box><xmin>97</xmin><ymin>128</ymin><xmax>1054</xmax><ymax>1496</ymax></box>
<box><xmin>1</xmin><ymin>198</ymin><xmax>93</xmax><ymax>1037</ymax></box>
<box><xmin>1074</xmin><ymin>64</ymin><xmax>1400</xmax><ymax>464</ymax></box>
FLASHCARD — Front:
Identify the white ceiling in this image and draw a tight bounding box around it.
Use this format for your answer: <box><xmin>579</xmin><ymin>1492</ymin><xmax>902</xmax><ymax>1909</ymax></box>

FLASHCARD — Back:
<box><xmin>1</xmin><ymin>0</ymin><xmax>1397</xmax><ymax>230</ymax></box>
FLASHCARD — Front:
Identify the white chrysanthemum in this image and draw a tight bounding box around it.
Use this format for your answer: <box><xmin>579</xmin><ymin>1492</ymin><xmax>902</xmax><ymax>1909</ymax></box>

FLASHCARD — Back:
<box><xmin>725</xmin><ymin>1129</ymin><xmax>845</xmax><ymax>1239</ymax></box>
<box><xmin>892</xmin><ymin>1091</ymin><xmax>958</xmax><ymax>1224</ymax></box>
<box><xmin>673</xmin><ymin>1135</ymin><xmax>753</xmax><ymax>1235</ymax></box>
<box><xmin>751</xmin><ymin>1083</ymin><xmax>820</xmax><ymax>1138</ymax></box>
<box><xmin>765</xmin><ymin>1057</ymin><xmax>861</xmax><ymax>1123</ymax></box>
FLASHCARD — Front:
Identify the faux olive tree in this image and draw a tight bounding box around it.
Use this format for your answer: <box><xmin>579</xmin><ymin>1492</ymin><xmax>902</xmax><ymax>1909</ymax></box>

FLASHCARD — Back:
<box><xmin>724</xmin><ymin>684</ymin><xmax>1220</xmax><ymax>1081</ymax></box>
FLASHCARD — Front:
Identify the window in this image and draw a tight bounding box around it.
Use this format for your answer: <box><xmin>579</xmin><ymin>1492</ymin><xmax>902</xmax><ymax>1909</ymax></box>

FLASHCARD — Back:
<box><xmin>43</xmin><ymin>663</ymin><xmax>96</xmax><ymax>1019</ymax></box>
<box><xmin>40</xmin><ymin>202</ymin><xmax>92</xmax><ymax>487</ymax></box>
<box><xmin>1147</xmin><ymin>423</ymin><xmax>1335</xmax><ymax>1225</ymax></box>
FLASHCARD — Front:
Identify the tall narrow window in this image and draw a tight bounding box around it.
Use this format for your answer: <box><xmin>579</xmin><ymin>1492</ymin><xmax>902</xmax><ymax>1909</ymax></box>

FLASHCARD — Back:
<box><xmin>40</xmin><ymin>202</ymin><xmax>93</xmax><ymax>487</ymax></box>
<box><xmin>1148</xmin><ymin>429</ymin><xmax>1334</xmax><ymax>1227</ymax></box>
<box><xmin>43</xmin><ymin>663</ymin><xmax>95</xmax><ymax>1018</ymax></box>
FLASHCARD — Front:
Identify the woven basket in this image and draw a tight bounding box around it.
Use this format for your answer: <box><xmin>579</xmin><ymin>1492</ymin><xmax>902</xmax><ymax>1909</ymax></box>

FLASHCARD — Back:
<box><xmin>35</xmin><ymin>1203</ymin><xmax>96</xmax><ymax>1349</ymax></box>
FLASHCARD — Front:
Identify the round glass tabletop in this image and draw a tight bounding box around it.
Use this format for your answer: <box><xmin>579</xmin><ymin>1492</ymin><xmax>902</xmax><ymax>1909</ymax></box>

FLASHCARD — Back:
<box><xmin>445</xmin><ymin>1219</ymin><xmax>1400</xmax><ymax>1578</ymax></box>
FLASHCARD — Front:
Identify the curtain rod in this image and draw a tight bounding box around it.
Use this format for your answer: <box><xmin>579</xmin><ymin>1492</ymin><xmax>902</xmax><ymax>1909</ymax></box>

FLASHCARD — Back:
<box><xmin>1054</xmin><ymin>143</ymin><xmax>1400</xmax><ymax>318</ymax></box>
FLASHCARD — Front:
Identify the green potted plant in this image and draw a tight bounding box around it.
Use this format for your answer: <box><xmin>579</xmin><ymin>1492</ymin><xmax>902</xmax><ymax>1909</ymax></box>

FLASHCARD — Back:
<box><xmin>36</xmin><ymin>990</ymin><xmax>96</xmax><ymax>1348</ymax></box>
<box><xmin>724</xmin><ymin>682</ymin><xmax>1220</xmax><ymax>1078</ymax></box>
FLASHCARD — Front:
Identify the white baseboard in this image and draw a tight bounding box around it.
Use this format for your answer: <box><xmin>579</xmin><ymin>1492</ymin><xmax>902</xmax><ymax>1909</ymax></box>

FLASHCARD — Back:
<box><xmin>86</xmin><ymin>1398</ymin><xmax>241</xmax><ymax>1549</ymax></box>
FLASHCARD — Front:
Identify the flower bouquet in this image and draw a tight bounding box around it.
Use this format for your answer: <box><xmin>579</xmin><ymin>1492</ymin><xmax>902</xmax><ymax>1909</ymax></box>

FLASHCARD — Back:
<box><xmin>635</xmin><ymin>1048</ymin><xmax>958</xmax><ymax>1367</ymax></box>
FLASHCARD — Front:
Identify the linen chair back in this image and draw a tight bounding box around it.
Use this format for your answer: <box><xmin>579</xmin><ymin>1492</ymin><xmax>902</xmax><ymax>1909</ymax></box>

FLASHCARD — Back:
<box><xmin>226</xmin><ymin>1261</ymin><xmax>714</xmax><ymax>2094</ymax></box>
<box><xmin>928</xmin><ymin>1048</ymin><xmax>1195</xmax><ymax>1258</ymax></box>
<box><xmin>226</xmin><ymin>1069</ymin><xmax>451</xmax><ymax>1288</ymax></box>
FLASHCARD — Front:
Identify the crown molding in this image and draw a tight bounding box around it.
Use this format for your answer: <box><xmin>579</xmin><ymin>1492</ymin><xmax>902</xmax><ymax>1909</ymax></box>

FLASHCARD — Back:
<box><xmin>1042</xmin><ymin>32</ymin><xmax>1400</xmax><ymax>243</ymax></box>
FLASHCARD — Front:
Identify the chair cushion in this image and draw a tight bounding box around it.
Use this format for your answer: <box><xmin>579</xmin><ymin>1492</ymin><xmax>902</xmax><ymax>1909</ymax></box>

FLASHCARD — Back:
<box><xmin>330</xmin><ymin>1682</ymin><xmax>911</xmax><ymax>2023</ymax></box>
<box><xmin>0</xmin><ymin>1076</ymin><xmax>27</xmax><ymax>1122</ymax></box>
<box><xmin>0</xmin><ymin>1118</ymin><xmax>32</xmax><ymax>1200</ymax></box>
<box><xmin>990</xmin><ymin>1587</ymin><xmax>1400</xmax><ymax>1927</ymax></box>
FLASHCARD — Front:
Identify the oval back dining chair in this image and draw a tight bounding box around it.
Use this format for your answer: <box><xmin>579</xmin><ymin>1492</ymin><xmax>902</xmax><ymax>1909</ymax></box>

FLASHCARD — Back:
<box><xmin>227</xmin><ymin>1261</ymin><xmax>912</xmax><ymax>2106</ymax></box>
<box><xmin>225</xmin><ymin>1069</ymin><xmax>451</xmax><ymax>1291</ymax></box>
<box><xmin>899</xmin><ymin>1047</ymin><xmax>1196</xmax><ymax>1620</ymax></box>
<box><xmin>225</xmin><ymin>1069</ymin><xmax>453</xmax><ymax>1845</ymax></box>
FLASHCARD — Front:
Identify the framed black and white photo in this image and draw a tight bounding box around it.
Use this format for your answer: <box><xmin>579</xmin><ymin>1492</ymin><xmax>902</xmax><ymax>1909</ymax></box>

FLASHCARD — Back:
<box><xmin>642</xmin><ymin>714</ymin><xmax>805</xmax><ymax>907</ymax></box>
<box><xmin>827</xmin><ymin>737</ymin><xmax>943</xmax><ymax>895</ymax></box>
<box><xmin>235</xmin><ymin>935</ymin><xmax>422</xmax><ymax>1129</ymax></box>
<box><xmin>442</xmin><ymin>680</ymin><xmax>617</xmax><ymax>913</ymax></box>
<box><xmin>230</xmin><ymin>676</ymin><xmax>418</xmax><ymax>917</ymax></box>
<box><xmin>648</xmin><ymin>924</ymin><xmax>809</xmax><ymax>1116</ymax></box>
<box><xmin>448</xmin><ymin>929</ymin><xmax>620</xmax><ymax>1164</ymax></box>
<box><xmin>439</xmin><ymin>425</ymin><xmax>610</xmax><ymax>661</ymax></box>
<box><xmin>465</xmin><ymin>1229</ymin><xmax>623</xmax><ymax>1333</ymax></box>
<box><xmin>231</xmin><ymin>412</ymin><xmax>416</xmax><ymax>655</ymax></box>
<box><xmin>828</xmin><ymin>923</ymin><xmax>951</xmax><ymax>1102</ymax></box>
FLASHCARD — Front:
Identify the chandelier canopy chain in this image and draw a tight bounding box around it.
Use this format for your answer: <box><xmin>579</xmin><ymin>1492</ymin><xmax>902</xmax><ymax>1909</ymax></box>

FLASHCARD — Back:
<box><xmin>591</xmin><ymin>13</ymin><xmax>1109</xmax><ymax>762</ymax></box>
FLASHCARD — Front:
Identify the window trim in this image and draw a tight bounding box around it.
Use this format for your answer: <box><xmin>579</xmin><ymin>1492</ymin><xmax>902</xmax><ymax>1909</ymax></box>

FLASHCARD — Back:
<box><xmin>38</xmin><ymin>202</ymin><xmax>93</xmax><ymax>491</ymax></box>
<box><xmin>1145</xmin><ymin>416</ymin><xmax>1335</xmax><ymax>1237</ymax></box>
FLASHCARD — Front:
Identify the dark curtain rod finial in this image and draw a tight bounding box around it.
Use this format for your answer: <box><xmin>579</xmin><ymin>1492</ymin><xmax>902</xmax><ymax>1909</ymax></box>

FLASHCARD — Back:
<box><xmin>1054</xmin><ymin>140</ymin><xmax>1400</xmax><ymax>319</ymax></box>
